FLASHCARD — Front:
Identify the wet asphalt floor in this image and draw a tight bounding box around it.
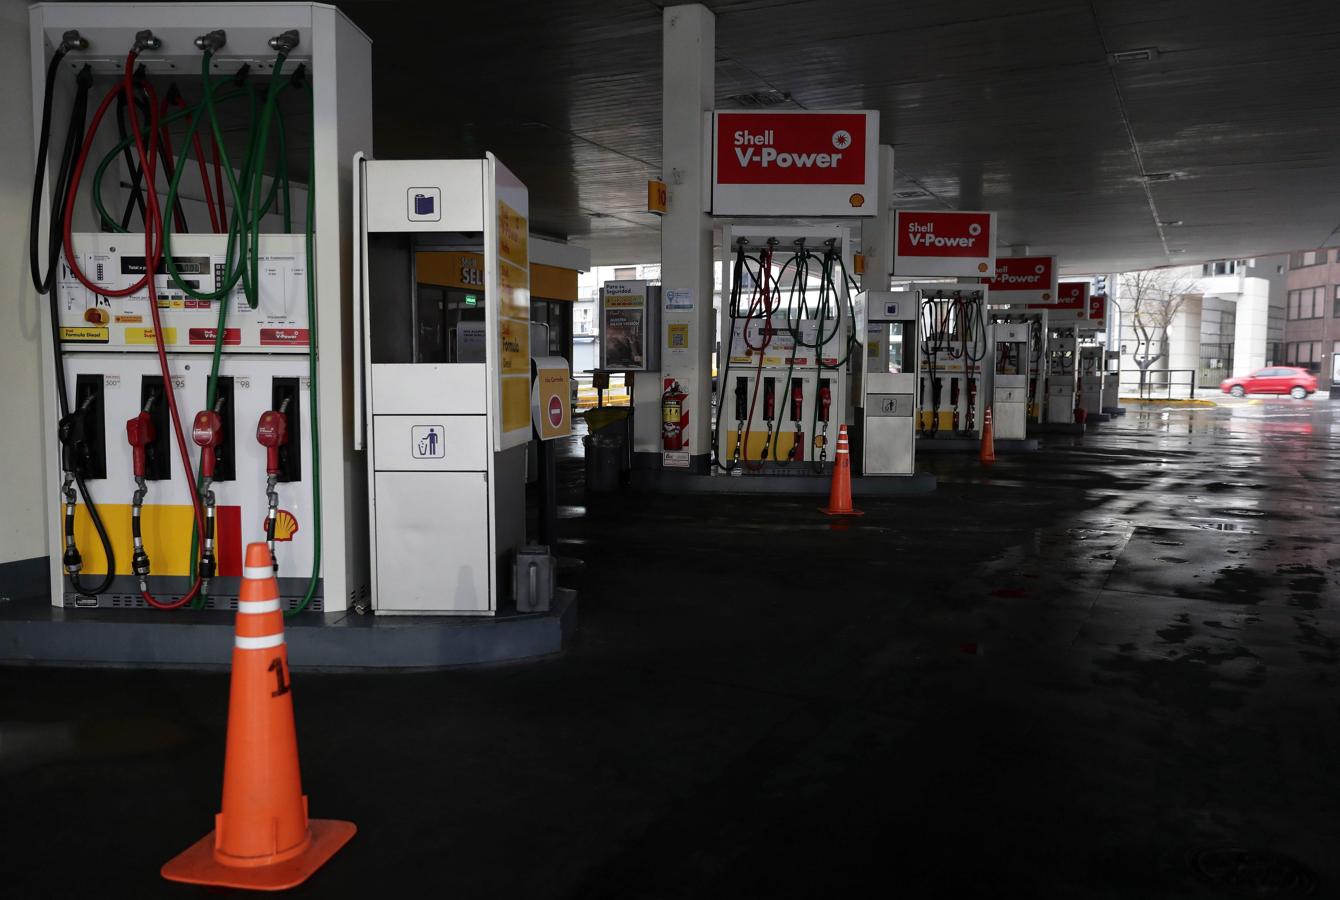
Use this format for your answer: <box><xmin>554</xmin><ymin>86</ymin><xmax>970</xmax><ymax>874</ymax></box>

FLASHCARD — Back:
<box><xmin>3</xmin><ymin>396</ymin><xmax>1339</xmax><ymax>898</ymax></box>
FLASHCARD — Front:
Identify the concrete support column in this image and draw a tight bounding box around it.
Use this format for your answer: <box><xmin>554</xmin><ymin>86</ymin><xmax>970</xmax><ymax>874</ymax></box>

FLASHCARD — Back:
<box><xmin>655</xmin><ymin>4</ymin><xmax>715</xmax><ymax>472</ymax></box>
<box><xmin>1232</xmin><ymin>278</ymin><xmax>1269</xmax><ymax>376</ymax></box>
<box><xmin>1167</xmin><ymin>294</ymin><xmax>1202</xmax><ymax>395</ymax></box>
<box><xmin>860</xmin><ymin>145</ymin><xmax>895</xmax><ymax>292</ymax></box>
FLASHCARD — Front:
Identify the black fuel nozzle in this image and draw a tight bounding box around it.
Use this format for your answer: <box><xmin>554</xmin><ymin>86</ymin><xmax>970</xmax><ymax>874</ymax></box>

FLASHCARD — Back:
<box><xmin>232</xmin><ymin>63</ymin><xmax>252</xmax><ymax>87</ymax></box>
<box><xmin>290</xmin><ymin>64</ymin><xmax>308</xmax><ymax>89</ymax></box>
<box><xmin>734</xmin><ymin>377</ymin><xmax>748</xmax><ymax>422</ymax></box>
<box><xmin>58</xmin><ymin>409</ymin><xmax>89</xmax><ymax>475</ymax></box>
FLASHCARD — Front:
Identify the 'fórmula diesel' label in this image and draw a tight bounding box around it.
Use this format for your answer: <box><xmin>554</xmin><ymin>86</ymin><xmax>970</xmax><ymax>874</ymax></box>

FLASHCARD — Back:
<box><xmin>716</xmin><ymin>112</ymin><xmax>867</xmax><ymax>185</ymax></box>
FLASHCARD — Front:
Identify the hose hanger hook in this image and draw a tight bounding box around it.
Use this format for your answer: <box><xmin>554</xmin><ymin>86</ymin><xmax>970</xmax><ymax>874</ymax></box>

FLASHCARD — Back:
<box><xmin>133</xmin><ymin>30</ymin><xmax>161</xmax><ymax>53</ymax></box>
<box><xmin>269</xmin><ymin>30</ymin><xmax>300</xmax><ymax>54</ymax></box>
<box><xmin>60</xmin><ymin>30</ymin><xmax>89</xmax><ymax>53</ymax></box>
<box><xmin>194</xmin><ymin>30</ymin><xmax>227</xmax><ymax>53</ymax></box>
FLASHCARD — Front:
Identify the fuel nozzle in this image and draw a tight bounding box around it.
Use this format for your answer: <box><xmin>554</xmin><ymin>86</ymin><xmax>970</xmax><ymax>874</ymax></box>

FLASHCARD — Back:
<box><xmin>126</xmin><ymin>406</ymin><xmax>156</xmax><ymax>481</ymax></box>
<box><xmin>193</xmin><ymin>406</ymin><xmax>225</xmax><ymax>596</ymax></box>
<box><xmin>192</xmin><ymin>409</ymin><xmax>223</xmax><ymax>482</ymax></box>
<box><xmin>818</xmin><ymin>380</ymin><xmax>832</xmax><ymax>423</ymax></box>
<box><xmin>256</xmin><ymin>403</ymin><xmax>290</xmax><ymax>570</ymax></box>
<box><xmin>126</xmin><ymin>403</ymin><xmax>155</xmax><ymax>591</ymax></box>
<box><xmin>58</xmin><ymin>391</ymin><xmax>94</xmax><ymax>477</ymax></box>
<box><xmin>255</xmin><ymin>406</ymin><xmax>289</xmax><ymax>478</ymax></box>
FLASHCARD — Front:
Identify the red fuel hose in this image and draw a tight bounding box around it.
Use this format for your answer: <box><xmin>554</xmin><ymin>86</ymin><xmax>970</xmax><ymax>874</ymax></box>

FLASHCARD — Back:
<box><xmin>170</xmin><ymin>92</ymin><xmax>221</xmax><ymax>232</ymax></box>
<box><xmin>62</xmin><ymin>49</ymin><xmax>205</xmax><ymax>609</ymax></box>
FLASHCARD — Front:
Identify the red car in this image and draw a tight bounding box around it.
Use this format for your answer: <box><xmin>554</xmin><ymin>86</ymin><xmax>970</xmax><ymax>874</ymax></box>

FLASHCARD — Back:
<box><xmin>1220</xmin><ymin>366</ymin><xmax>1317</xmax><ymax>399</ymax></box>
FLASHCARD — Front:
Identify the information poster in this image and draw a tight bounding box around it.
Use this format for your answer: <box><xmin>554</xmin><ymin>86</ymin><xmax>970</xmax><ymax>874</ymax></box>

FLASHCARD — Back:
<box><xmin>601</xmin><ymin>280</ymin><xmax>648</xmax><ymax>370</ymax></box>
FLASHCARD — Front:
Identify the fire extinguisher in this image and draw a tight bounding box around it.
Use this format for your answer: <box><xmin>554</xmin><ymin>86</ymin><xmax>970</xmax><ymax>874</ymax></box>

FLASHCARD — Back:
<box><xmin>662</xmin><ymin>380</ymin><xmax>687</xmax><ymax>452</ymax></box>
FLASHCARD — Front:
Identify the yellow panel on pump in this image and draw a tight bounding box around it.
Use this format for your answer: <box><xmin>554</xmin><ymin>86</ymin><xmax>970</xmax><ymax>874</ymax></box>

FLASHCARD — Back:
<box><xmin>69</xmin><ymin>503</ymin><xmax>197</xmax><ymax>576</ymax></box>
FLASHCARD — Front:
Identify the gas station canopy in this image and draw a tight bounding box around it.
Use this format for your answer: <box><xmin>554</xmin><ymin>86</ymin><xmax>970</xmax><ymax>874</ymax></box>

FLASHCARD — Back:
<box><xmin>345</xmin><ymin>0</ymin><xmax>1340</xmax><ymax>272</ymax></box>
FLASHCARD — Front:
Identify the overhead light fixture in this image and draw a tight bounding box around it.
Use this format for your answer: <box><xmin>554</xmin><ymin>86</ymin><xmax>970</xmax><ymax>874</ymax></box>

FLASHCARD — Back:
<box><xmin>1169</xmin><ymin>248</ymin><xmax>1187</xmax><ymax>253</ymax></box>
<box><xmin>1112</xmin><ymin>48</ymin><xmax>1159</xmax><ymax>64</ymax></box>
<box><xmin>1143</xmin><ymin>171</ymin><xmax>1187</xmax><ymax>183</ymax></box>
<box><xmin>1160</xmin><ymin>219</ymin><xmax>1183</xmax><ymax>227</ymax></box>
<box><xmin>894</xmin><ymin>190</ymin><xmax>928</xmax><ymax>200</ymax></box>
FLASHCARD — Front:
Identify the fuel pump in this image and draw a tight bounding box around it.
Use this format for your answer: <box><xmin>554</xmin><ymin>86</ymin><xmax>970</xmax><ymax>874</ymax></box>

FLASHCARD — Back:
<box><xmin>256</xmin><ymin>402</ymin><xmax>290</xmax><ymax>571</ymax></box>
<box><xmin>917</xmin><ymin>286</ymin><xmax>988</xmax><ymax>438</ymax></box>
<box><xmin>191</xmin><ymin>406</ymin><xmax>223</xmax><ymax>596</ymax></box>
<box><xmin>713</xmin><ymin>224</ymin><xmax>858</xmax><ymax>476</ymax></box>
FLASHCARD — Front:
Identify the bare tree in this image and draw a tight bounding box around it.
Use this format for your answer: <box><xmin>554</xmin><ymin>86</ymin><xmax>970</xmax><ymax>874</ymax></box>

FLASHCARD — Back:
<box><xmin>1119</xmin><ymin>269</ymin><xmax>1200</xmax><ymax>397</ymax></box>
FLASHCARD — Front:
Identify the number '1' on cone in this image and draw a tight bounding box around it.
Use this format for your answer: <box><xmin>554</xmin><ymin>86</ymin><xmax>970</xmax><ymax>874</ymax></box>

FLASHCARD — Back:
<box><xmin>162</xmin><ymin>543</ymin><xmax>355</xmax><ymax>891</ymax></box>
<box><xmin>820</xmin><ymin>424</ymin><xmax>863</xmax><ymax>516</ymax></box>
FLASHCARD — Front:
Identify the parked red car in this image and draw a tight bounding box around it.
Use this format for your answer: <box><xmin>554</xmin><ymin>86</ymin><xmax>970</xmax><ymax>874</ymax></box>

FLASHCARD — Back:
<box><xmin>1220</xmin><ymin>366</ymin><xmax>1317</xmax><ymax>399</ymax></box>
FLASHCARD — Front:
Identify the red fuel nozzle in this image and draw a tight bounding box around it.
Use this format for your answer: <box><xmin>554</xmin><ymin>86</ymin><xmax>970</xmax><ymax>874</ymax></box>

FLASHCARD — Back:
<box><xmin>126</xmin><ymin>411</ymin><xmax>154</xmax><ymax>478</ymax></box>
<box><xmin>763</xmin><ymin>378</ymin><xmax>776</xmax><ymax>421</ymax></box>
<box><xmin>790</xmin><ymin>380</ymin><xmax>804</xmax><ymax>421</ymax></box>
<box><xmin>256</xmin><ymin>409</ymin><xmax>288</xmax><ymax>476</ymax></box>
<box><xmin>818</xmin><ymin>383</ymin><xmax>832</xmax><ymax>423</ymax></box>
<box><xmin>192</xmin><ymin>410</ymin><xmax>223</xmax><ymax>479</ymax></box>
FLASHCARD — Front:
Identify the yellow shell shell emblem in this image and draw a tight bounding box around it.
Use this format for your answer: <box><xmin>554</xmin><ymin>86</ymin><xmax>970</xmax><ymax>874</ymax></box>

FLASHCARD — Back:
<box><xmin>272</xmin><ymin>509</ymin><xmax>299</xmax><ymax>542</ymax></box>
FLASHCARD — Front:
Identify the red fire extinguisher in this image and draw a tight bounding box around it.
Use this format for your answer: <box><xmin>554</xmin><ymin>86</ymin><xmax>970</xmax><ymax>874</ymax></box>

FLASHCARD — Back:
<box><xmin>662</xmin><ymin>380</ymin><xmax>688</xmax><ymax>451</ymax></box>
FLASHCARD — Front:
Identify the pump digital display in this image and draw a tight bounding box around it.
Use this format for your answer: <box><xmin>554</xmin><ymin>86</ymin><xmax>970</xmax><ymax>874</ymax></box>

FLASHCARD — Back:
<box><xmin>121</xmin><ymin>255</ymin><xmax>211</xmax><ymax>276</ymax></box>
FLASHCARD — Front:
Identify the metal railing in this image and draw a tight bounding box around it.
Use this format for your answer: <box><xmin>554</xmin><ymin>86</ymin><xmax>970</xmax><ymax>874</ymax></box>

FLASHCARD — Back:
<box><xmin>1119</xmin><ymin>368</ymin><xmax>1199</xmax><ymax>400</ymax></box>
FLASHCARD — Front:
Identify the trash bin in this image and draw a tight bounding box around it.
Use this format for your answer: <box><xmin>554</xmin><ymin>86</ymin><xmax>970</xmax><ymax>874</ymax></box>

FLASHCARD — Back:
<box><xmin>581</xmin><ymin>408</ymin><xmax>629</xmax><ymax>493</ymax></box>
<box><xmin>583</xmin><ymin>433</ymin><xmax>624</xmax><ymax>492</ymax></box>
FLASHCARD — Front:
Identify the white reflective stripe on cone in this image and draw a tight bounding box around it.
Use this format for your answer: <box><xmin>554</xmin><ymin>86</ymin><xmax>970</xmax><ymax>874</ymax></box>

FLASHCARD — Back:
<box><xmin>242</xmin><ymin>565</ymin><xmax>274</xmax><ymax>581</ymax></box>
<box><xmin>237</xmin><ymin>598</ymin><xmax>282</xmax><ymax>614</ymax></box>
<box><xmin>235</xmin><ymin>633</ymin><xmax>285</xmax><ymax>650</ymax></box>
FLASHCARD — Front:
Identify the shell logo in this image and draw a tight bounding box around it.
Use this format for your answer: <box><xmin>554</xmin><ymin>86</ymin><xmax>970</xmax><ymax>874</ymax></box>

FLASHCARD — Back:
<box><xmin>849</xmin><ymin>192</ymin><xmax>865</xmax><ymax>208</ymax></box>
<box><xmin>269</xmin><ymin>509</ymin><xmax>300</xmax><ymax>542</ymax></box>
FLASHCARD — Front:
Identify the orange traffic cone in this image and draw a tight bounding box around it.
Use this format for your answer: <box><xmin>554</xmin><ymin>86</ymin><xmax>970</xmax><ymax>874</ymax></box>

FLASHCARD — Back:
<box><xmin>162</xmin><ymin>543</ymin><xmax>355</xmax><ymax>891</ymax></box>
<box><xmin>820</xmin><ymin>424</ymin><xmax>863</xmax><ymax>516</ymax></box>
<box><xmin>980</xmin><ymin>407</ymin><xmax>996</xmax><ymax>465</ymax></box>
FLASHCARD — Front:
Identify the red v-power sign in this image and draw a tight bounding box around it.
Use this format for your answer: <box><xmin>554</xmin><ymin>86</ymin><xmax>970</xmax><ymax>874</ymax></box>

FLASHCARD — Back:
<box><xmin>711</xmin><ymin>110</ymin><xmax>880</xmax><ymax>217</ymax></box>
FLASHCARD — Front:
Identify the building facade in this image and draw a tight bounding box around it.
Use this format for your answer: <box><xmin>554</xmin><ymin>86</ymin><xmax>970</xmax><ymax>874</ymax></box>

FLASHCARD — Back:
<box><xmin>1110</xmin><ymin>255</ymin><xmax>1286</xmax><ymax>396</ymax></box>
<box><xmin>1282</xmin><ymin>248</ymin><xmax>1340</xmax><ymax>388</ymax></box>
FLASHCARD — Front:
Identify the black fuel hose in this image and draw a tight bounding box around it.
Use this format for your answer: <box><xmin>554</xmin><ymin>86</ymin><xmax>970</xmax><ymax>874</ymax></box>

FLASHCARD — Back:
<box><xmin>30</xmin><ymin>52</ymin><xmax>117</xmax><ymax>597</ymax></box>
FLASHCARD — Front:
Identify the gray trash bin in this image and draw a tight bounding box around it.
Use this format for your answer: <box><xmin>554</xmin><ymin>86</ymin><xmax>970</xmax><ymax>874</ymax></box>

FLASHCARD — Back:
<box><xmin>583</xmin><ymin>433</ymin><xmax>624</xmax><ymax>493</ymax></box>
